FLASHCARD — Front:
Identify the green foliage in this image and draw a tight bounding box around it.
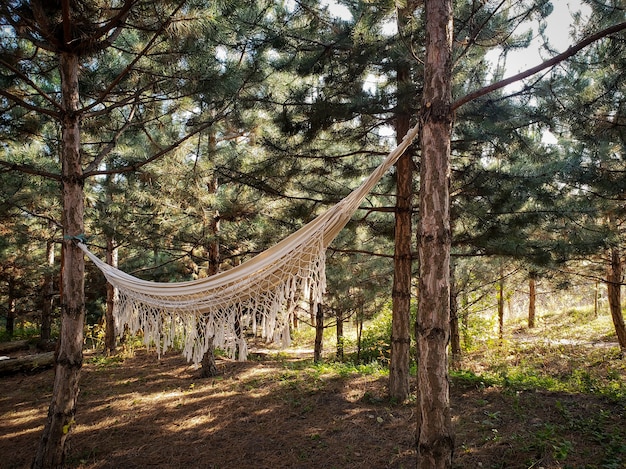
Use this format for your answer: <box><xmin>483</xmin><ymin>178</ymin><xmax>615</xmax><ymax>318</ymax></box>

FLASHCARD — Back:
<box><xmin>350</xmin><ymin>304</ymin><xmax>393</xmax><ymax>364</ymax></box>
<box><xmin>456</xmin><ymin>343</ymin><xmax>626</xmax><ymax>402</ymax></box>
<box><xmin>0</xmin><ymin>320</ymin><xmax>40</xmax><ymax>342</ymax></box>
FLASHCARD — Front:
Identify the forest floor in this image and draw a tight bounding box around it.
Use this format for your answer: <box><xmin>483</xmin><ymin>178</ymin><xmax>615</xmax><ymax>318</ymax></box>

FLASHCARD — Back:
<box><xmin>1</xmin><ymin>311</ymin><xmax>625</xmax><ymax>469</ymax></box>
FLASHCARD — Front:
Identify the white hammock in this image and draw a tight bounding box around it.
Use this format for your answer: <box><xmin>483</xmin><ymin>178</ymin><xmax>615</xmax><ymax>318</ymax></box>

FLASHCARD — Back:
<box><xmin>80</xmin><ymin>123</ymin><xmax>420</xmax><ymax>364</ymax></box>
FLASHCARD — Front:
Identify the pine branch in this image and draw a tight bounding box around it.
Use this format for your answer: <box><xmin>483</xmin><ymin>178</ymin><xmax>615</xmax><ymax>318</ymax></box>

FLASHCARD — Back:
<box><xmin>0</xmin><ymin>160</ymin><xmax>61</xmax><ymax>181</ymax></box>
<box><xmin>83</xmin><ymin>107</ymin><xmax>228</xmax><ymax>178</ymax></box>
<box><xmin>84</xmin><ymin>100</ymin><xmax>139</xmax><ymax>173</ymax></box>
<box><xmin>80</xmin><ymin>0</ymin><xmax>187</xmax><ymax>115</ymax></box>
<box><xmin>453</xmin><ymin>21</ymin><xmax>626</xmax><ymax>110</ymax></box>
<box><xmin>0</xmin><ymin>88</ymin><xmax>60</xmax><ymax>119</ymax></box>
<box><xmin>0</xmin><ymin>59</ymin><xmax>63</xmax><ymax>114</ymax></box>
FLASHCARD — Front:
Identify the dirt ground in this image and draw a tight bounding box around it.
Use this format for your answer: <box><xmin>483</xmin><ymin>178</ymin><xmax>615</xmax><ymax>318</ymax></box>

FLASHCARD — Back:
<box><xmin>1</xmin><ymin>345</ymin><xmax>625</xmax><ymax>469</ymax></box>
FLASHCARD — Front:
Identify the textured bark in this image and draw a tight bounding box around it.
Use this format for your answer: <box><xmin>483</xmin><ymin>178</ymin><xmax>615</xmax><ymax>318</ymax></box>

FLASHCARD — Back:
<box><xmin>389</xmin><ymin>0</ymin><xmax>417</xmax><ymax>404</ymax></box>
<box><xmin>336</xmin><ymin>309</ymin><xmax>344</xmax><ymax>360</ymax></box>
<box><xmin>314</xmin><ymin>304</ymin><xmax>324</xmax><ymax>363</ymax></box>
<box><xmin>528</xmin><ymin>275</ymin><xmax>536</xmax><ymax>329</ymax></box>
<box><xmin>33</xmin><ymin>52</ymin><xmax>85</xmax><ymax>469</ymax></box>
<box><xmin>199</xmin><ymin>335</ymin><xmax>218</xmax><ymax>378</ymax></box>
<box><xmin>607</xmin><ymin>247</ymin><xmax>626</xmax><ymax>354</ymax></box>
<box><xmin>416</xmin><ymin>0</ymin><xmax>454</xmax><ymax>467</ymax></box>
<box><xmin>0</xmin><ymin>352</ymin><xmax>55</xmax><ymax>375</ymax></box>
<box><xmin>105</xmin><ymin>236</ymin><xmax>118</xmax><ymax>354</ymax></box>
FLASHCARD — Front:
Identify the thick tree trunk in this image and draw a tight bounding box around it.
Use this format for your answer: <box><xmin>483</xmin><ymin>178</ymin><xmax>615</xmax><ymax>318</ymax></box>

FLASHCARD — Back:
<box><xmin>528</xmin><ymin>274</ymin><xmax>536</xmax><ymax>329</ymax></box>
<box><xmin>416</xmin><ymin>1</ymin><xmax>454</xmax><ymax>467</ymax></box>
<box><xmin>314</xmin><ymin>303</ymin><xmax>324</xmax><ymax>363</ymax></box>
<box><xmin>389</xmin><ymin>0</ymin><xmax>417</xmax><ymax>404</ymax></box>
<box><xmin>40</xmin><ymin>238</ymin><xmax>55</xmax><ymax>342</ymax></box>
<box><xmin>607</xmin><ymin>246</ymin><xmax>626</xmax><ymax>354</ymax></box>
<box><xmin>105</xmin><ymin>236</ymin><xmax>118</xmax><ymax>354</ymax></box>
<box><xmin>199</xmin><ymin>335</ymin><xmax>219</xmax><ymax>378</ymax></box>
<box><xmin>33</xmin><ymin>52</ymin><xmax>85</xmax><ymax>469</ymax></box>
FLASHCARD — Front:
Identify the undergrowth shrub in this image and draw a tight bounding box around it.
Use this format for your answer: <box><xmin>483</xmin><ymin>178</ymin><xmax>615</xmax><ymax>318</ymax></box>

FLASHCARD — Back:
<box><xmin>348</xmin><ymin>305</ymin><xmax>392</xmax><ymax>364</ymax></box>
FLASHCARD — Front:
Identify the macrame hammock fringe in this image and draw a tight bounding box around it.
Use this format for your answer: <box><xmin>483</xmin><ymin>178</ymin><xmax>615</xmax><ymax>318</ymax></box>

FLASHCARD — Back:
<box><xmin>80</xmin><ymin>123</ymin><xmax>420</xmax><ymax>365</ymax></box>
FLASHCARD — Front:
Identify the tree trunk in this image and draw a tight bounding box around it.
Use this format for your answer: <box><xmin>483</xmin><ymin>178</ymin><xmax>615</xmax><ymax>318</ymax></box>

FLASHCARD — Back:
<box><xmin>416</xmin><ymin>1</ymin><xmax>454</xmax><ymax>467</ymax></box>
<box><xmin>314</xmin><ymin>303</ymin><xmax>324</xmax><ymax>363</ymax></box>
<box><xmin>389</xmin><ymin>0</ymin><xmax>417</xmax><ymax>405</ymax></box>
<box><xmin>449</xmin><ymin>262</ymin><xmax>461</xmax><ymax>365</ymax></box>
<box><xmin>528</xmin><ymin>274</ymin><xmax>536</xmax><ymax>329</ymax></box>
<box><xmin>40</xmin><ymin>238</ymin><xmax>55</xmax><ymax>343</ymax></box>
<box><xmin>33</xmin><ymin>52</ymin><xmax>85</xmax><ymax>469</ymax></box>
<box><xmin>356</xmin><ymin>304</ymin><xmax>363</xmax><ymax>363</ymax></box>
<box><xmin>6</xmin><ymin>281</ymin><xmax>16</xmax><ymax>339</ymax></box>
<box><xmin>199</xmin><ymin>335</ymin><xmax>219</xmax><ymax>378</ymax></box>
<box><xmin>201</xmin><ymin>172</ymin><xmax>220</xmax><ymax>375</ymax></box>
<box><xmin>607</xmin><ymin>246</ymin><xmax>626</xmax><ymax>354</ymax></box>
<box><xmin>594</xmin><ymin>281</ymin><xmax>599</xmax><ymax>318</ymax></box>
<box><xmin>336</xmin><ymin>309</ymin><xmax>344</xmax><ymax>361</ymax></box>
<box><xmin>105</xmin><ymin>236</ymin><xmax>118</xmax><ymax>355</ymax></box>
<box><xmin>498</xmin><ymin>273</ymin><xmax>504</xmax><ymax>340</ymax></box>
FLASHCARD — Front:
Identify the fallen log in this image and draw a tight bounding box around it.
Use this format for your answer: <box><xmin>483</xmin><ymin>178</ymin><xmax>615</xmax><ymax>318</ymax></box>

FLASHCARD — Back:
<box><xmin>0</xmin><ymin>352</ymin><xmax>55</xmax><ymax>375</ymax></box>
<box><xmin>0</xmin><ymin>339</ymin><xmax>31</xmax><ymax>354</ymax></box>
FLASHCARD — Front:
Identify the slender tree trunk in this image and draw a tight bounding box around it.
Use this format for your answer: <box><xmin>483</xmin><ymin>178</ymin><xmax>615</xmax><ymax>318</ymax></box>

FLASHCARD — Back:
<box><xmin>594</xmin><ymin>281</ymin><xmax>599</xmax><ymax>318</ymax></box>
<box><xmin>528</xmin><ymin>274</ymin><xmax>536</xmax><ymax>329</ymax></box>
<box><xmin>105</xmin><ymin>236</ymin><xmax>118</xmax><ymax>354</ymax></box>
<box><xmin>460</xmin><ymin>291</ymin><xmax>469</xmax><ymax>349</ymax></box>
<box><xmin>41</xmin><ymin>238</ymin><xmax>55</xmax><ymax>343</ymax></box>
<box><xmin>356</xmin><ymin>305</ymin><xmax>363</xmax><ymax>362</ymax></box>
<box><xmin>7</xmin><ymin>282</ymin><xmax>16</xmax><ymax>339</ymax></box>
<box><xmin>33</xmin><ymin>52</ymin><xmax>85</xmax><ymax>469</ymax></box>
<box><xmin>416</xmin><ymin>1</ymin><xmax>454</xmax><ymax>466</ymax></box>
<box><xmin>449</xmin><ymin>262</ymin><xmax>461</xmax><ymax>364</ymax></box>
<box><xmin>498</xmin><ymin>273</ymin><xmax>504</xmax><ymax>340</ymax></box>
<box><xmin>607</xmin><ymin>246</ymin><xmax>626</xmax><ymax>354</ymax></box>
<box><xmin>336</xmin><ymin>309</ymin><xmax>344</xmax><ymax>361</ymax></box>
<box><xmin>201</xmin><ymin>170</ymin><xmax>220</xmax><ymax>377</ymax></box>
<box><xmin>314</xmin><ymin>303</ymin><xmax>324</xmax><ymax>363</ymax></box>
<box><xmin>389</xmin><ymin>0</ymin><xmax>418</xmax><ymax>404</ymax></box>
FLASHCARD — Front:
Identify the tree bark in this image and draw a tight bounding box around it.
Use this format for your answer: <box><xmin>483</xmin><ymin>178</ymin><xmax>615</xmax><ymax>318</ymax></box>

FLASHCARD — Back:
<box><xmin>314</xmin><ymin>303</ymin><xmax>324</xmax><ymax>363</ymax></box>
<box><xmin>0</xmin><ymin>352</ymin><xmax>55</xmax><ymax>375</ymax></box>
<box><xmin>33</xmin><ymin>51</ymin><xmax>85</xmax><ymax>469</ymax></box>
<box><xmin>336</xmin><ymin>309</ymin><xmax>344</xmax><ymax>361</ymax></box>
<box><xmin>416</xmin><ymin>1</ymin><xmax>454</xmax><ymax>467</ymax></box>
<box><xmin>105</xmin><ymin>235</ymin><xmax>118</xmax><ymax>354</ymax></box>
<box><xmin>389</xmin><ymin>0</ymin><xmax>417</xmax><ymax>404</ymax></box>
<box><xmin>528</xmin><ymin>274</ymin><xmax>536</xmax><ymax>329</ymax></box>
<box><xmin>607</xmin><ymin>246</ymin><xmax>626</xmax><ymax>354</ymax></box>
<box><xmin>449</xmin><ymin>261</ymin><xmax>461</xmax><ymax>364</ymax></box>
<box><xmin>199</xmin><ymin>335</ymin><xmax>219</xmax><ymax>378</ymax></box>
<box><xmin>498</xmin><ymin>272</ymin><xmax>504</xmax><ymax>340</ymax></box>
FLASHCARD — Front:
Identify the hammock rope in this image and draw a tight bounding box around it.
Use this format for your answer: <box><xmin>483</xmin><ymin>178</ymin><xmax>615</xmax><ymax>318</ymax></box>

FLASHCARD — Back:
<box><xmin>80</xmin><ymin>123</ymin><xmax>420</xmax><ymax>364</ymax></box>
